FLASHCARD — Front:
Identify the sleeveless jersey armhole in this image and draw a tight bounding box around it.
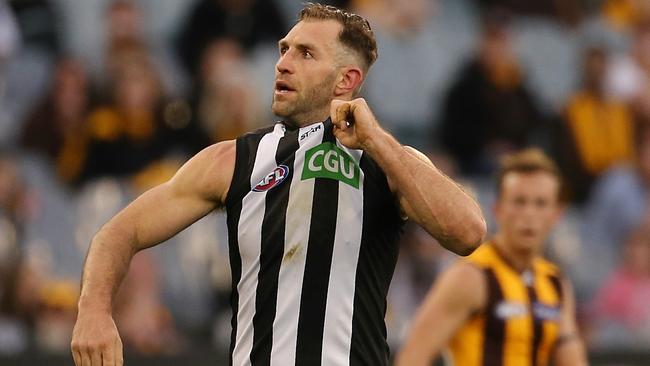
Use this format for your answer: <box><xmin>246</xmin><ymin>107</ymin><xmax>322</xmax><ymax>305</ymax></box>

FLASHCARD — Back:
<box><xmin>225</xmin><ymin>125</ymin><xmax>275</xmax><ymax>207</ymax></box>
<box><xmin>225</xmin><ymin>137</ymin><xmax>248</xmax><ymax>207</ymax></box>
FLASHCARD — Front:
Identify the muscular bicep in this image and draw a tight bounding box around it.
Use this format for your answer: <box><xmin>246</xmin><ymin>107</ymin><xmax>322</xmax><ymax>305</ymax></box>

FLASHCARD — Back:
<box><xmin>104</xmin><ymin>141</ymin><xmax>236</xmax><ymax>251</ymax></box>
<box><xmin>388</xmin><ymin>146</ymin><xmax>433</xmax><ymax>220</ymax></box>
<box><xmin>108</xmin><ymin>181</ymin><xmax>215</xmax><ymax>250</ymax></box>
<box><xmin>396</xmin><ymin>262</ymin><xmax>486</xmax><ymax>365</ymax></box>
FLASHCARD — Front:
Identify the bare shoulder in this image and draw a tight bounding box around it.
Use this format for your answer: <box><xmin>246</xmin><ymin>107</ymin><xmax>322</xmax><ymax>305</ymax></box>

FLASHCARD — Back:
<box><xmin>199</xmin><ymin>140</ymin><xmax>237</xmax><ymax>170</ymax></box>
<box><xmin>437</xmin><ymin>261</ymin><xmax>487</xmax><ymax>311</ymax></box>
<box><xmin>169</xmin><ymin>140</ymin><xmax>236</xmax><ymax>205</ymax></box>
<box><xmin>443</xmin><ymin>261</ymin><xmax>485</xmax><ymax>290</ymax></box>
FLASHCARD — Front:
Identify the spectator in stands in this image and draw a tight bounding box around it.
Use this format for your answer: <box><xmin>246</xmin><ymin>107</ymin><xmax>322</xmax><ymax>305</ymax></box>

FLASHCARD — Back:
<box><xmin>353</xmin><ymin>0</ymin><xmax>452</xmax><ymax>148</ymax></box>
<box><xmin>580</xmin><ymin>122</ymin><xmax>650</xmax><ymax>298</ymax></box>
<box><xmin>59</xmin><ymin>42</ymin><xmax>176</xmax><ymax>187</ymax></box>
<box><xmin>20</xmin><ymin>57</ymin><xmax>92</xmax><ymax>183</ymax></box>
<box><xmin>589</xmin><ymin>218</ymin><xmax>650</xmax><ymax>349</ymax></box>
<box><xmin>102</xmin><ymin>0</ymin><xmax>185</xmax><ymax>96</ymax></box>
<box><xmin>189</xmin><ymin>38</ymin><xmax>262</xmax><ymax>148</ymax></box>
<box><xmin>606</xmin><ymin>21</ymin><xmax>650</xmax><ymax>104</ymax></box>
<box><xmin>100</xmin><ymin>1</ymin><xmax>196</xmax><ymax>157</ymax></box>
<box><xmin>176</xmin><ymin>0</ymin><xmax>287</xmax><ymax>77</ymax></box>
<box><xmin>106</xmin><ymin>0</ymin><xmax>142</xmax><ymax>48</ymax></box>
<box><xmin>439</xmin><ymin>8</ymin><xmax>543</xmax><ymax>176</ymax></box>
<box><xmin>600</xmin><ymin>0</ymin><xmax>650</xmax><ymax>34</ymax></box>
<box><xmin>559</xmin><ymin>47</ymin><xmax>634</xmax><ymax>203</ymax></box>
<box><xmin>0</xmin><ymin>153</ymin><xmax>35</xmax><ymax>355</ymax></box>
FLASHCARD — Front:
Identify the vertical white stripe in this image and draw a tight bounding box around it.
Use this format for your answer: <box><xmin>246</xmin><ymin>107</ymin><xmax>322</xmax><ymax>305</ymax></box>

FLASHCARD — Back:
<box><xmin>270</xmin><ymin>123</ymin><xmax>325</xmax><ymax>366</ymax></box>
<box><xmin>321</xmin><ymin>144</ymin><xmax>364</xmax><ymax>366</ymax></box>
<box><xmin>232</xmin><ymin>124</ymin><xmax>284</xmax><ymax>366</ymax></box>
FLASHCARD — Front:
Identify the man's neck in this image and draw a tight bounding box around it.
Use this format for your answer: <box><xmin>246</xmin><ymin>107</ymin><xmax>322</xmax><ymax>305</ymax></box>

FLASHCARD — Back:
<box><xmin>492</xmin><ymin>233</ymin><xmax>537</xmax><ymax>273</ymax></box>
<box><xmin>282</xmin><ymin>95</ymin><xmax>355</xmax><ymax>128</ymax></box>
<box><xmin>284</xmin><ymin>110</ymin><xmax>330</xmax><ymax>129</ymax></box>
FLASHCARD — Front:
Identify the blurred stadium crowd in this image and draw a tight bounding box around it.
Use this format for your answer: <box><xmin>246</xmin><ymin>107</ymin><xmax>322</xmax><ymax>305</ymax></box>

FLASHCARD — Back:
<box><xmin>0</xmin><ymin>0</ymin><xmax>650</xmax><ymax>362</ymax></box>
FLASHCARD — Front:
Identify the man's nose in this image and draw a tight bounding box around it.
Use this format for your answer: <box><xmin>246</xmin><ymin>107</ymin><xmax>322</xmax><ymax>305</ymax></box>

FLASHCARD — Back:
<box><xmin>276</xmin><ymin>52</ymin><xmax>294</xmax><ymax>74</ymax></box>
<box><xmin>520</xmin><ymin>203</ymin><xmax>538</xmax><ymax>219</ymax></box>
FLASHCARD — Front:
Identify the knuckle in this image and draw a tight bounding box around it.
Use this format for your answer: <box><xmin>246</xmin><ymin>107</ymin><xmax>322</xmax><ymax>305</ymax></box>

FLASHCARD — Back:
<box><xmin>87</xmin><ymin>340</ymin><xmax>107</xmax><ymax>352</ymax></box>
<box><xmin>97</xmin><ymin>341</ymin><xmax>109</xmax><ymax>351</ymax></box>
<box><xmin>76</xmin><ymin>341</ymin><xmax>88</xmax><ymax>352</ymax></box>
<box><xmin>86</xmin><ymin>342</ymin><xmax>98</xmax><ymax>352</ymax></box>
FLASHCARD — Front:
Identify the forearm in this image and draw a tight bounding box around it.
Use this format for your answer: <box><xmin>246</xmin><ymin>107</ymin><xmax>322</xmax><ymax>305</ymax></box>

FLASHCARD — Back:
<box><xmin>554</xmin><ymin>338</ymin><xmax>588</xmax><ymax>366</ymax></box>
<box><xmin>78</xmin><ymin>223</ymin><xmax>137</xmax><ymax>314</ymax></box>
<box><xmin>555</xmin><ymin>280</ymin><xmax>588</xmax><ymax>366</ymax></box>
<box><xmin>395</xmin><ymin>328</ymin><xmax>440</xmax><ymax>366</ymax></box>
<box><xmin>363</xmin><ymin>130</ymin><xmax>485</xmax><ymax>254</ymax></box>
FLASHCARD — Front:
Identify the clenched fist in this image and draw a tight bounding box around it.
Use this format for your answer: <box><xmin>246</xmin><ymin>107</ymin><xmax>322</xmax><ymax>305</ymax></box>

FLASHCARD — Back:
<box><xmin>330</xmin><ymin>98</ymin><xmax>386</xmax><ymax>150</ymax></box>
<box><xmin>71</xmin><ymin>311</ymin><xmax>123</xmax><ymax>366</ymax></box>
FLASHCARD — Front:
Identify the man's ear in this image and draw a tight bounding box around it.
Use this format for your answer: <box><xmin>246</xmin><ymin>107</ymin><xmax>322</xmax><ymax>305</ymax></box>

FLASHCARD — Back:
<box><xmin>334</xmin><ymin>67</ymin><xmax>363</xmax><ymax>96</ymax></box>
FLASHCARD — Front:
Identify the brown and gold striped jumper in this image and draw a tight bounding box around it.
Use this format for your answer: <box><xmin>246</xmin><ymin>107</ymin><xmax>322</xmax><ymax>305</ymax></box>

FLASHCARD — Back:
<box><xmin>447</xmin><ymin>243</ymin><xmax>564</xmax><ymax>366</ymax></box>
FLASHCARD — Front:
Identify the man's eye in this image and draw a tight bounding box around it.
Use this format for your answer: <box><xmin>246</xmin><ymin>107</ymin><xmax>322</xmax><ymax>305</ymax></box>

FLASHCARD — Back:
<box><xmin>280</xmin><ymin>47</ymin><xmax>288</xmax><ymax>54</ymax></box>
<box><xmin>303</xmin><ymin>51</ymin><xmax>313</xmax><ymax>58</ymax></box>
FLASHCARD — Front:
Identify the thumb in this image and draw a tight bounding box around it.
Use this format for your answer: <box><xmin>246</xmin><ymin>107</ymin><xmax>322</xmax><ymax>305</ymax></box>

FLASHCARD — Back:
<box><xmin>330</xmin><ymin>100</ymin><xmax>348</xmax><ymax>126</ymax></box>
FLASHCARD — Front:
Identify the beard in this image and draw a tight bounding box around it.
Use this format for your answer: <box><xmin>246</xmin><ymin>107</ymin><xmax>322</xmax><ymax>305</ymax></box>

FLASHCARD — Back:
<box><xmin>272</xmin><ymin>72</ymin><xmax>337</xmax><ymax>127</ymax></box>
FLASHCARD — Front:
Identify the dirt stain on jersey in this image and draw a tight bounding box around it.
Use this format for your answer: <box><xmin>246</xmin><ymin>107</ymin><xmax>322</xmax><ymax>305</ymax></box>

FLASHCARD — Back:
<box><xmin>283</xmin><ymin>244</ymin><xmax>301</xmax><ymax>263</ymax></box>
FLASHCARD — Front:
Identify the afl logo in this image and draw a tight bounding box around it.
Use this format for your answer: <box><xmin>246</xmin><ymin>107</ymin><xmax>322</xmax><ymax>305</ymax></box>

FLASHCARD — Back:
<box><xmin>253</xmin><ymin>165</ymin><xmax>290</xmax><ymax>192</ymax></box>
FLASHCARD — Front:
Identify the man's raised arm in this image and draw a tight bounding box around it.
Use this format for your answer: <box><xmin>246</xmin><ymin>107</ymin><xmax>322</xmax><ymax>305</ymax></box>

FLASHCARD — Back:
<box><xmin>71</xmin><ymin>141</ymin><xmax>235</xmax><ymax>366</ymax></box>
<box><xmin>330</xmin><ymin>98</ymin><xmax>486</xmax><ymax>256</ymax></box>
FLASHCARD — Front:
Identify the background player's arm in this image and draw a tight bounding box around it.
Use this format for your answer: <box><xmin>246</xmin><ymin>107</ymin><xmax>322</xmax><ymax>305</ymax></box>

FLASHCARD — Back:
<box><xmin>394</xmin><ymin>263</ymin><xmax>486</xmax><ymax>366</ymax></box>
<box><xmin>553</xmin><ymin>279</ymin><xmax>588</xmax><ymax>366</ymax></box>
<box><xmin>71</xmin><ymin>141</ymin><xmax>235</xmax><ymax>366</ymax></box>
<box><xmin>330</xmin><ymin>98</ymin><xmax>486</xmax><ymax>255</ymax></box>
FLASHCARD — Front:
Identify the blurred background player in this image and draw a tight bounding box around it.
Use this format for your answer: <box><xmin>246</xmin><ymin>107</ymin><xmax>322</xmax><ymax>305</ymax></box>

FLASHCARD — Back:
<box><xmin>395</xmin><ymin>149</ymin><xmax>588</xmax><ymax>366</ymax></box>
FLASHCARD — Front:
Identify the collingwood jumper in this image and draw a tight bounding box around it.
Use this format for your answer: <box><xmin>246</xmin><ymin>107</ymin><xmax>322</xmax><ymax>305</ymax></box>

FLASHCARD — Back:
<box><xmin>226</xmin><ymin>119</ymin><xmax>403</xmax><ymax>366</ymax></box>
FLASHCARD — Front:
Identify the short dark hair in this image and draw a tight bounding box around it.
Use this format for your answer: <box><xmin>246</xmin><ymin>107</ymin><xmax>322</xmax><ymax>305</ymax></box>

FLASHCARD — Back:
<box><xmin>299</xmin><ymin>3</ymin><xmax>378</xmax><ymax>70</ymax></box>
<box><xmin>496</xmin><ymin>148</ymin><xmax>563</xmax><ymax>200</ymax></box>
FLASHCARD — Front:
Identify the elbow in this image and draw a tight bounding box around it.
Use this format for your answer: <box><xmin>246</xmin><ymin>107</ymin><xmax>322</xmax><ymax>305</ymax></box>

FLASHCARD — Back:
<box><xmin>454</xmin><ymin>240</ymin><xmax>482</xmax><ymax>257</ymax></box>
<box><xmin>459</xmin><ymin>215</ymin><xmax>487</xmax><ymax>256</ymax></box>
<box><xmin>91</xmin><ymin>222</ymin><xmax>138</xmax><ymax>254</ymax></box>
<box><xmin>442</xmin><ymin>215</ymin><xmax>487</xmax><ymax>257</ymax></box>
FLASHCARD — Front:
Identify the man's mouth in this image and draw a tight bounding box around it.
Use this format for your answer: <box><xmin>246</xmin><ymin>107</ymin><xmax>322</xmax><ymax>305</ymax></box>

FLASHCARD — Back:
<box><xmin>275</xmin><ymin>80</ymin><xmax>296</xmax><ymax>94</ymax></box>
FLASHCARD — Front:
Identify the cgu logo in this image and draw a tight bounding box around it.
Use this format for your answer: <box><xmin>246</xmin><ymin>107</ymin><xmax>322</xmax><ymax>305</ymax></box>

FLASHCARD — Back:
<box><xmin>253</xmin><ymin>165</ymin><xmax>289</xmax><ymax>192</ymax></box>
<box><xmin>302</xmin><ymin>142</ymin><xmax>360</xmax><ymax>188</ymax></box>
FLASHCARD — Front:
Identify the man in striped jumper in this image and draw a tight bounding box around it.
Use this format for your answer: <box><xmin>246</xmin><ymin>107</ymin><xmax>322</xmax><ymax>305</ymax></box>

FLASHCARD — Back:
<box><xmin>71</xmin><ymin>4</ymin><xmax>486</xmax><ymax>366</ymax></box>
